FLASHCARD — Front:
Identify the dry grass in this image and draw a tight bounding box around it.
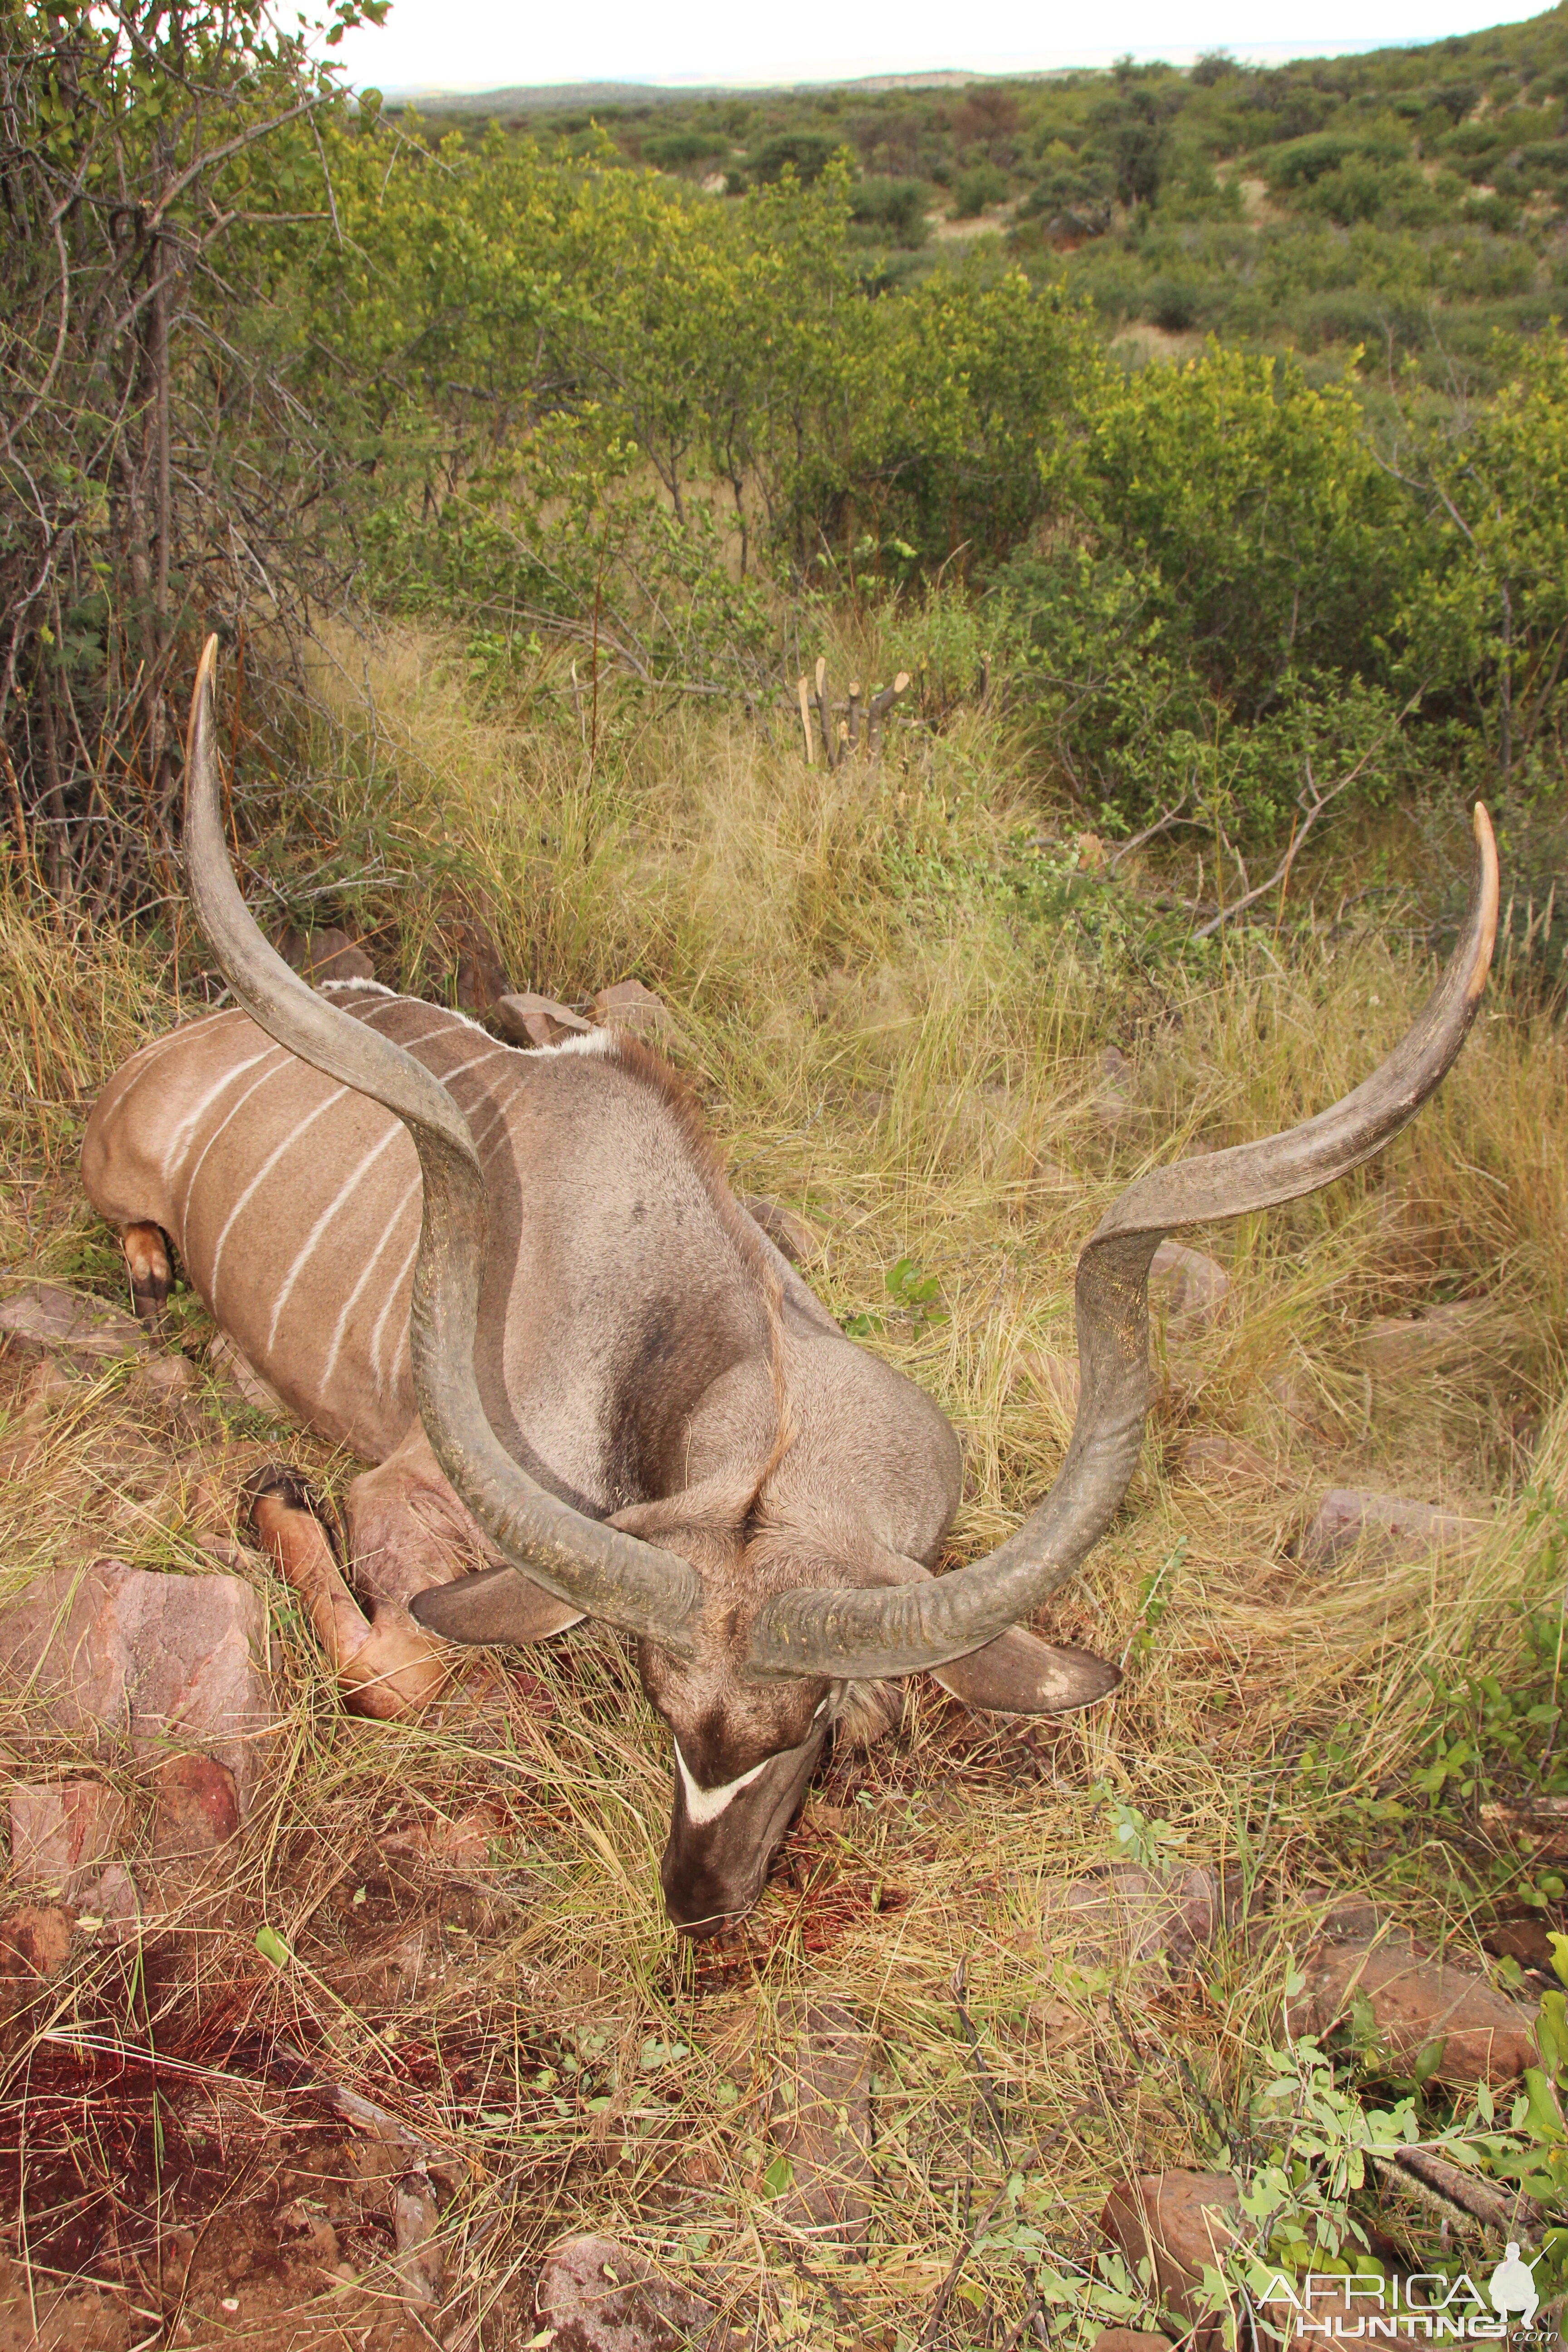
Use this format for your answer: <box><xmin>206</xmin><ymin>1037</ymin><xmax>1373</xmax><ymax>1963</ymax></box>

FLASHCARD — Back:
<box><xmin>1</xmin><ymin>618</ymin><xmax>1565</xmax><ymax>2350</ymax></box>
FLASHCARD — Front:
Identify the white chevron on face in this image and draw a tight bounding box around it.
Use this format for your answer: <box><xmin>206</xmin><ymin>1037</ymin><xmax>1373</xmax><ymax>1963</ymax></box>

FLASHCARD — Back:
<box><xmin>674</xmin><ymin>1740</ymin><xmax>770</xmax><ymax>1825</ymax></box>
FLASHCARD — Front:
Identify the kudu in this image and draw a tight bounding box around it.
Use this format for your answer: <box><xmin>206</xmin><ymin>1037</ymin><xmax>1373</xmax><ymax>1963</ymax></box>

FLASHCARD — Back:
<box><xmin>83</xmin><ymin>642</ymin><xmax>1499</xmax><ymax>1934</ymax></box>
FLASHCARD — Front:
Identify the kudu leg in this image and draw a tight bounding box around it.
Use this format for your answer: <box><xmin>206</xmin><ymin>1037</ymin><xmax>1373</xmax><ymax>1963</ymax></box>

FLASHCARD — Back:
<box><xmin>245</xmin><ymin>1467</ymin><xmax>449</xmax><ymax>1722</ymax></box>
<box><xmin>349</xmin><ymin>1425</ymin><xmax>587</xmax><ymax>1638</ymax></box>
<box><xmin>119</xmin><ymin>1220</ymin><xmax>172</xmax><ymax>1325</ymax></box>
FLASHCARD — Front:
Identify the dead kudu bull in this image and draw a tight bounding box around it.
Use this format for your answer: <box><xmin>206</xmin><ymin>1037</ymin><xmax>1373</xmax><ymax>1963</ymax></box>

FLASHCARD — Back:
<box><xmin>83</xmin><ymin>643</ymin><xmax>1500</xmax><ymax>1934</ymax></box>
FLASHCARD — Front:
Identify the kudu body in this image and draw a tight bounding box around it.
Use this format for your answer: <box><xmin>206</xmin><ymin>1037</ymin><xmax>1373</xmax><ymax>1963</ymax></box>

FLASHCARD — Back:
<box><xmin>83</xmin><ymin>643</ymin><xmax>1500</xmax><ymax>1933</ymax></box>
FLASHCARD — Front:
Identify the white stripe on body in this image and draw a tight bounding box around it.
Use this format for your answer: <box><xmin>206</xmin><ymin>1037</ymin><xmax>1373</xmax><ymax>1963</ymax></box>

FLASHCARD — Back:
<box><xmin>368</xmin><ymin>1227</ymin><xmax>421</xmax><ymax>1396</ymax></box>
<box><xmin>674</xmin><ymin>1740</ymin><xmax>770</xmax><ymax>1825</ymax></box>
<box><xmin>207</xmin><ymin>1086</ymin><xmax>350</xmax><ymax>1308</ymax></box>
<box><xmin>117</xmin><ymin>1006</ymin><xmax>247</xmax><ymax>1114</ymax></box>
<box><xmin>160</xmin><ymin>1039</ymin><xmax>283</xmax><ymax>1184</ymax></box>
<box><xmin>318</xmin><ymin>1171</ymin><xmax>422</xmax><ymax>1395</ymax></box>
<box><xmin>264</xmin><ymin>1119</ymin><xmax>403</xmax><ymax>1355</ymax></box>
<box><xmin>178</xmin><ymin>1050</ymin><xmax>295</xmax><ymax>1240</ymax></box>
<box><xmin>258</xmin><ymin>1036</ymin><xmax>506</xmax><ymax>1359</ymax></box>
<box><xmin>540</xmin><ymin>1030</ymin><xmax>614</xmax><ymax>1061</ymax></box>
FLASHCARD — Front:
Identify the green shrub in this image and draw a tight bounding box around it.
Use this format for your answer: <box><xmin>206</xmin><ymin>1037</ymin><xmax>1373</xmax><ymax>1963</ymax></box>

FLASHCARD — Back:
<box><xmin>849</xmin><ymin>177</ymin><xmax>930</xmax><ymax>245</ymax></box>
<box><xmin>952</xmin><ymin>162</ymin><xmax>1009</xmax><ymax>217</ymax></box>
<box><xmin>746</xmin><ymin>132</ymin><xmax>848</xmax><ymax>186</ymax></box>
<box><xmin>642</xmin><ymin>129</ymin><xmax>729</xmax><ymax>172</ymax></box>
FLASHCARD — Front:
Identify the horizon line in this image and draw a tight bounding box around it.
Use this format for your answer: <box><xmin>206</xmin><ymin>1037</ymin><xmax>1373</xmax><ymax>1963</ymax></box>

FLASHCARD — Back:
<box><xmin>365</xmin><ymin>34</ymin><xmax>1440</xmax><ymax>102</ymax></box>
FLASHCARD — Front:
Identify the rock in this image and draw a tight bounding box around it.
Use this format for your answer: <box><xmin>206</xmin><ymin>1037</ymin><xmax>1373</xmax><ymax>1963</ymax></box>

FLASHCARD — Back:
<box><xmin>9</xmin><ymin>1779</ymin><xmax>124</xmax><ymax>1897</ymax></box>
<box><xmin>0</xmin><ymin>1902</ymin><xmax>73</xmax><ymax>1982</ymax></box>
<box><xmin>490</xmin><ymin>990</ymin><xmax>593</xmax><ymax>1049</ymax></box>
<box><xmin>1150</xmin><ymin>1242</ymin><xmax>1230</xmax><ymax>1332</ymax></box>
<box><xmin>742</xmin><ymin>1196</ymin><xmax>822</xmax><ymax>1268</ymax></box>
<box><xmin>76</xmin><ymin>1864</ymin><xmax>141</xmax><ymax>1941</ymax></box>
<box><xmin>536</xmin><ymin>2234</ymin><xmax>714</xmax><ymax>2352</ymax></box>
<box><xmin>274</xmin><ymin>925</ymin><xmax>375</xmax><ymax>985</ymax></box>
<box><xmin>1286</xmin><ymin>1931</ymin><xmax>1536</xmax><ymax>2086</ymax></box>
<box><xmin>593</xmin><ymin>978</ymin><xmax>680</xmax><ymax>1047</ymax></box>
<box><xmin>151</xmin><ymin>1754</ymin><xmax>240</xmax><ymax>1859</ymax></box>
<box><xmin>1360</xmin><ymin>1299</ymin><xmax>1496</xmax><ymax>1382</ymax></box>
<box><xmin>0</xmin><ymin>1560</ymin><xmax>275</xmax><ymax>1818</ymax></box>
<box><xmin>1296</xmin><ymin>1489</ymin><xmax>1485</xmax><ymax>1571</ymax></box>
<box><xmin>392</xmin><ymin>2171</ymin><xmax>443</xmax><ymax>2306</ymax></box>
<box><xmin>1177</xmin><ymin>1433</ymin><xmax>1278</xmax><ymax>1490</ymax></box>
<box><xmin>1101</xmin><ymin>2173</ymin><xmax>1240</xmax><ymax>2342</ymax></box>
<box><xmin>769</xmin><ymin>1997</ymin><xmax>873</xmax><ymax>2252</ymax></box>
<box><xmin>204</xmin><ymin>1329</ymin><xmax>289</xmax><ymax>1417</ymax></box>
<box><xmin>0</xmin><ymin>1281</ymin><xmax>148</xmax><ymax>1368</ymax></box>
<box><xmin>1483</xmin><ymin>1919</ymin><xmax>1560</xmax><ymax>1972</ymax></box>
<box><xmin>1058</xmin><ymin>1862</ymin><xmax>1240</xmax><ymax>1968</ymax></box>
<box><xmin>132</xmin><ymin>1353</ymin><xmax>196</xmax><ymax>1404</ymax></box>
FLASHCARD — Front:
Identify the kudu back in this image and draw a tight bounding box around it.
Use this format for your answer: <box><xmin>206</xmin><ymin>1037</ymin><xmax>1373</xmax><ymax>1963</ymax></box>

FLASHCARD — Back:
<box><xmin>82</xmin><ymin>642</ymin><xmax>1500</xmax><ymax>1933</ymax></box>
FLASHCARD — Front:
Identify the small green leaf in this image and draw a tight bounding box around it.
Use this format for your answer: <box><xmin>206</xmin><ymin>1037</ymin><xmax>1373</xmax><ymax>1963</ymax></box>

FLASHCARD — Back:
<box><xmin>1521</xmin><ymin>2066</ymin><xmax>1566</xmax><ymax>2142</ymax></box>
<box><xmin>1535</xmin><ymin>1989</ymin><xmax>1568</xmax><ymax>2077</ymax></box>
<box><xmin>256</xmin><ymin>1925</ymin><xmax>291</xmax><ymax>1968</ymax></box>
<box><xmin>1411</xmin><ymin>2036</ymin><xmax>1447</xmax><ymax>2087</ymax></box>
<box><xmin>762</xmin><ymin>2153</ymin><xmax>794</xmax><ymax>2197</ymax></box>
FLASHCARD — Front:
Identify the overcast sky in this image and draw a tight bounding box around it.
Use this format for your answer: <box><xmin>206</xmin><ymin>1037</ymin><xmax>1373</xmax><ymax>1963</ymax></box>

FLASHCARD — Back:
<box><xmin>323</xmin><ymin>0</ymin><xmax>1532</xmax><ymax>96</ymax></box>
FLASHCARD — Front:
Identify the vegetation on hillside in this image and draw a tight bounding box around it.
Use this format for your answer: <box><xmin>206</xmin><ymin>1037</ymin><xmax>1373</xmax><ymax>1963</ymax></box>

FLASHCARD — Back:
<box><xmin>8</xmin><ymin>2</ymin><xmax>1568</xmax><ymax>932</ymax></box>
<box><xmin>420</xmin><ymin>8</ymin><xmax>1568</xmax><ymax>380</ymax></box>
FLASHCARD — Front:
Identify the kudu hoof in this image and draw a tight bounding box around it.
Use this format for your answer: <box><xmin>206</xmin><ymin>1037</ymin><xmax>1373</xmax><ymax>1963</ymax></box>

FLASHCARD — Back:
<box><xmin>120</xmin><ymin>1220</ymin><xmax>172</xmax><ymax>1328</ymax></box>
<box><xmin>244</xmin><ymin>1466</ymin><xmax>448</xmax><ymax>1721</ymax></box>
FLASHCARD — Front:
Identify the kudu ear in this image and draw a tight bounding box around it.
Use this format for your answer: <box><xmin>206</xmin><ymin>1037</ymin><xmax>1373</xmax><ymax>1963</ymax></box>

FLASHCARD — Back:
<box><xmin>930</xmin><ymin>1626</ymin><xmax>1120</xmax><ymax>1716</ymax></box>
<box><xmin>831</xmin><ymin>1545</ymin><xmax>1121</xmax><ymax>1717</ymax></box>
<box><xmin>409</xmin><ymin>1566</ymin><xmax>585</xmax><ymax>1649</ymax></box>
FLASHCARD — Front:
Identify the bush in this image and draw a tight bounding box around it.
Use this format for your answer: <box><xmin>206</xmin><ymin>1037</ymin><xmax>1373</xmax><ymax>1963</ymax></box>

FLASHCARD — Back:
<box><xmin>1147</xmin><ymin>277</ymin><xmax>1200</xmax><ymax>331</ymax></box>
<box><xmin>747</xmin><ymin>132</ymin><xmax>848</xmax><ymax>186</ymax></box>
<box><xmin>1299</xmin><ymin>157</ymin><xmax>1445</xmax><ymax>227</ymax></box>
<box><xmin>1267</xmin><ymin>132</ymin><xmax>1391</xmax><ymax>190</ymax></box>
<box><xmin>849</xmin><ymin>177</ymin><xmax>931</xmax><ymax>245</ymax></box>
<box><xmin>951</xmin><ymin>162</ymin><xmax>1009</xmax><ymax>217</ymax></box>
<box><xmin>642</xmin><ymin>129</ymin><xmax>729</xmax><ymax>172</ymax></box>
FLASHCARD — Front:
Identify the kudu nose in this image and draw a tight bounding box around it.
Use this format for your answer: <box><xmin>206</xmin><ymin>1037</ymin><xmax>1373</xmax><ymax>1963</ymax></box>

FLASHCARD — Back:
<box><xmin>659</xmin><ymin>1843</ymin><xmax>761</xmax><ymax>1938</ymax></box>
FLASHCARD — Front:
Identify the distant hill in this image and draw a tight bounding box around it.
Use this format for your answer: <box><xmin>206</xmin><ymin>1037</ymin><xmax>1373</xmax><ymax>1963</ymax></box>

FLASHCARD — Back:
<box><xmin>401</xmin><ymin>69</ymin><xmax>1013</xmax><ymax>115</ymax></box>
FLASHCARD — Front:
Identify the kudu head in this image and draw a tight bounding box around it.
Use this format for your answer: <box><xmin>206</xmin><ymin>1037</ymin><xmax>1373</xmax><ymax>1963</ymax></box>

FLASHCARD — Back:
<box><xmin>183</xmin><ymin>638</ymin><xmax>1499</xmax><ymax>1936</ymax></box>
